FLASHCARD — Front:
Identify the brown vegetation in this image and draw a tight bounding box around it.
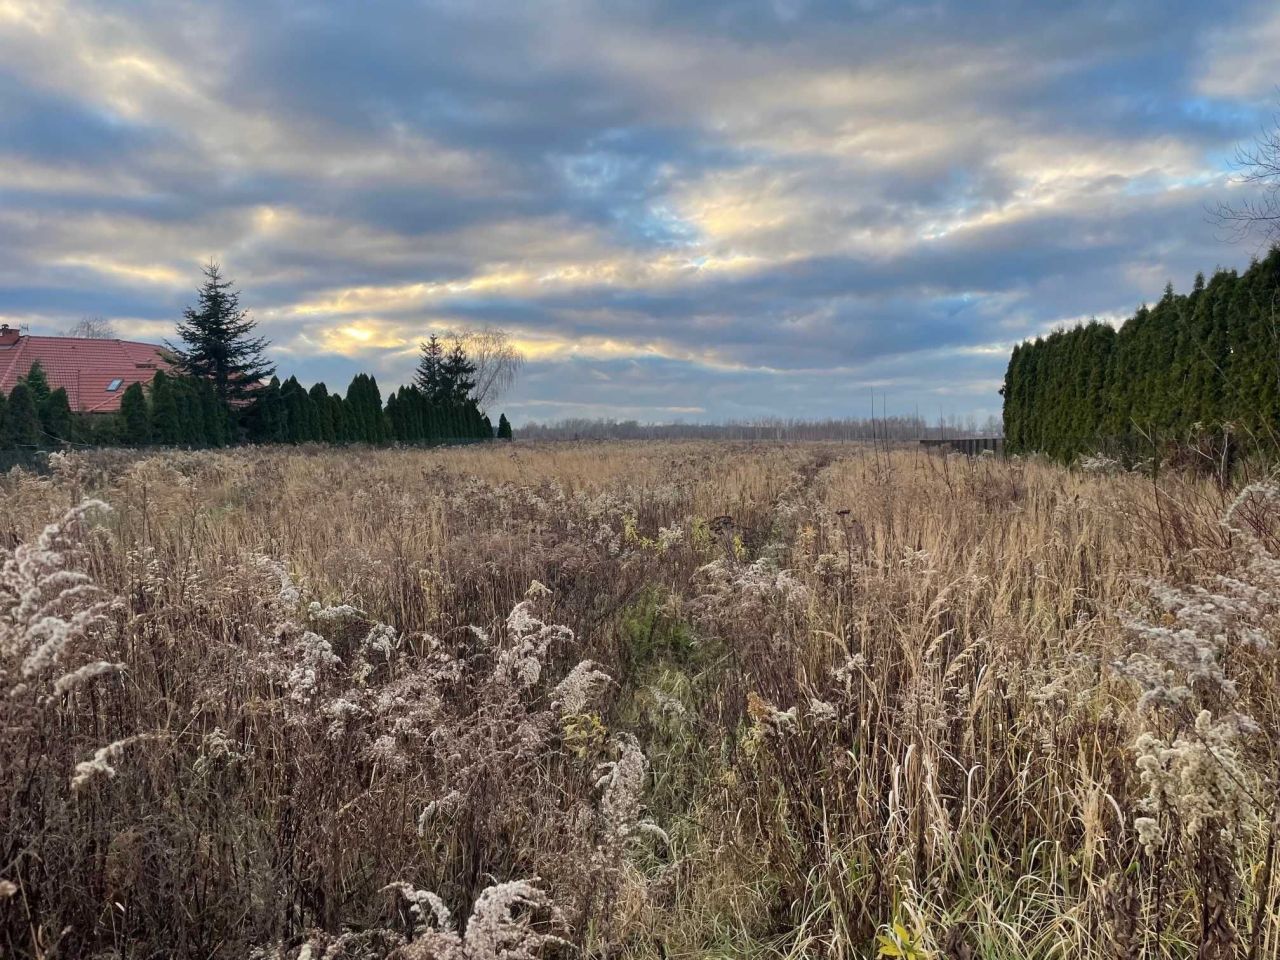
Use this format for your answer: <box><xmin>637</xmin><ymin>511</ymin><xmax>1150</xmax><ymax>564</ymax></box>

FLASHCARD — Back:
<box><xmin>1</xmin><ymin>442</ymin><xmax>1277</xmax><ymax>958</ymax></box>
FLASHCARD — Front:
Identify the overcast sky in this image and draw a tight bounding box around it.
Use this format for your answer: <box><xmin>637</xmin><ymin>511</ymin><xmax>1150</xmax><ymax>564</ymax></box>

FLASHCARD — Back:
<box><xmin>2</xmin><ymin>1</ymin><xmax>1277</xmax><ymax>423</ymax></box>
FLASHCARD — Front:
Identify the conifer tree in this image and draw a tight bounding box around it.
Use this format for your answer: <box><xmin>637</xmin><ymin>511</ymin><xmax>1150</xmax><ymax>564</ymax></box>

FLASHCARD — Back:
<box><xmin>497</xmin><ymin>413</ymin><xmax>513</xmax><ymax>440</ymax></box>
<box><xmin>441</xmin><ymin>342</ymin><xmax>477</xmax><ymax>405</ymax></box>
<box><xmin>326</xmin><ymin>394</ymin><xmax>346</xmax><ymax>444</ymax></box>
<box><xmin>244</xmin><ymin>376</ymin><xmax>286</xmax><ymax>443</ymax></box>
<box><xmin>280</xmin><ymin>376</ymin><xmax>315</xmax><ymax>443</ymax></box>
<box><xmin>367</xmin><ymin>376</ymin><xmax>389</xmax><ymax>443</ymax></box>
<box><xmin>177</xmin><ymin>379</ymin><xmax>205</xmax><ymax>447</ymax></box>
<box><xmin>395</xmin><ymin>387</ymin><xmax>413</xmax><ymax>443</ymax></box>
<box><xmin>1241</xmin><ymin>249</ymin><xmax>1280</xmax><ymax>429</ymax></box>
<box><xmin>41</xmin><ymin>388</ymin><xmax>73</xmax><ymax>443</ymax></box>
<box><xmin>386</xmin><ymin>391</ymin><xmax>404</xmax><ymax>444</ymax></box>
<box><xmin>344</xmin><ymin>375</ymin><xmax>368</xmax><ymax>441</ymax></box>
<box><xmin>344</xmin><ymin>374</ymin><xmax>389</xmax><ymax>444</ymax></box>
<box><xmin>176</xmin><ymin>379</ymin><xmax>202</xmax><ymax>446</ymax></box>
<box><xmin>1001</xmin><ymin>343</ymin><xmax>1023</xmax><ymax>452</ymax></box>
<box><xmin>399</xmin><ymin>386</ymin><xmax>427</xmax><ymax>443</ymax></box>
<box><xmin>196</xmin><ymin>378</ymin><xmax>229</xmax><ymax>447</ymax></box>
<box><xmin>309</xmin><ymin>383</ymin><xmax>336</xmax><ymax>443</ymax></box>
<box><xmin>149</xmin><ymin>370</ymin><xmax>182</xmax><ymax>446</ymax></box>
<box><xmin>465</xmin><ymin>399</ymin><xmax>485</xmax><ymax>438</ymax></box>
<box><xmin>303</xmin><ymin>383</ymin><xmax>320</xmax><ymax>440</ymax></box>
<box><xmin>85</xmin><ymin>410</ymin><xmax>122</xmax><ymax>446</ymax></box>
<box><xmin>3</xmin><ymin>382</ymin><xmax>41</xmax><ymax>448</ymax></box>
<box><xmin>23</xmin><ymin>361</ymin><xmax>51</xmax><ymax>409</ymax></box>
<box><xmin>339</xmin><ymin>395</ymin><xmax>354</xmax><ymax>443</ymax></box>
<box><xmin>416</xmin><ymin>335</ymin><xmax>446</xmax><ymax>402</ymax></box>
<box><xmin>171</xmin><ymin>261</ymin><xmax>274</xmax><ymax>408</ymax></box>
<box><xmin>120</xmin><ymin>382</ymin><xmax>151</xmax><ymax>446</ymax></box>
<box><xmin>1004</xmin><ymin>249</ymin><xmax>1280</xmax><ymax>458</ymax></box>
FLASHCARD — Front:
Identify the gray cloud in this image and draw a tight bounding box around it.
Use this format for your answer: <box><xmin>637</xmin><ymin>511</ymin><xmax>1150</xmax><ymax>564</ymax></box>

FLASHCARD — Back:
<box><xmin>0</xmin><ymin>0</ymin><xmax>1271</xmax><ymax>422</ymax></box>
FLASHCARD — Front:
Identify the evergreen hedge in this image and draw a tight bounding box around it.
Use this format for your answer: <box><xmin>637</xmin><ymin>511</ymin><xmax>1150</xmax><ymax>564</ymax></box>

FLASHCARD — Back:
<box><xmin>1003</xmin><ymin>247</ymin><xmax>1280</xmax><ymax>459</ymax></box>
<box><xmin>0</xmin><ymin>367</ymin><xmax>510</xmax><ymax>450</ymax></box>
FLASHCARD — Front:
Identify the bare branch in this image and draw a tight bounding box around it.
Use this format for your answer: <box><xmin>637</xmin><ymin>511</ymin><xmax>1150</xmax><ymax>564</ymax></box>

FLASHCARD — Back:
<box><xmin>1211</xmin><ymin>103</ymin><xmax>1280</xmax><ymax>246</ymax></box>
<box><xmin>61</xmin><ymin>316</ymin><xmax>119</xmax><ymax>339</ymax></box>
<box><xmin>442</xmin><ymin>325</ymin><xmax>525</xmax><ymax>409</ymax></box>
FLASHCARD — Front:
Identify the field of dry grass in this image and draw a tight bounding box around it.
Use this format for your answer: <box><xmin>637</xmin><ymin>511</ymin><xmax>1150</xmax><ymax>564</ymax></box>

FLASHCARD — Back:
<box><xmin>1</xmin><ymin>441</ymin><xmax>1277</xmax><ymax>959</ymax></box>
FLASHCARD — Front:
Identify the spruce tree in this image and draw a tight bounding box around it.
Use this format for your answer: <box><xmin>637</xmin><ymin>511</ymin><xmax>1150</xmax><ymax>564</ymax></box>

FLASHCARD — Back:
<box><xmin>120</xmin><ymin>382</ymin><xmax>151</xmax><ymax>446</ymax></box>
<box><xmin>497</xmin><ymin>413</ymin><xmax>513</xmax><ymax>440</ymax></box>
<box><xmin>171</xmin><ymin>261</ymin><xmax>274</xmax><ymax>408</ymax></box>
<box><xmin>441</xmin><ymin>342</ymin><xmax>477</xmax><ymax>404</ymax></box>
<box><xmin>416</xmin><ymin>335</ymin><xmax>446</xmax><ymax>401</ymax></box>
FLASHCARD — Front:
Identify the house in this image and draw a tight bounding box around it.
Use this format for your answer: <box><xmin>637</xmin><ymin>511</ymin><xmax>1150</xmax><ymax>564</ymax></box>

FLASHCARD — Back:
<box><xmin>0</xmin><ymin>324</ymin><xmax>174</xmax><ymax>414</ymax></box>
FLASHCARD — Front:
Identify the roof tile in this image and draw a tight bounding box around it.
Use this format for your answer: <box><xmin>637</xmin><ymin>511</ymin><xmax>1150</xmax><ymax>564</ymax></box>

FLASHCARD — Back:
<box><xmin>0</xmin><ymin>336</ymin><xmax>174</xmax><ymax>413</ymax></box>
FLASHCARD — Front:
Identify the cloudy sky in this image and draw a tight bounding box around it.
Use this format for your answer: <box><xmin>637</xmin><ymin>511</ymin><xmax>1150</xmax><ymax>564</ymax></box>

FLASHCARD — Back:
<box><xmin>1</xmin><ymin>0</ymin><xmax>1278</xmax><ymax>423</ymax></box>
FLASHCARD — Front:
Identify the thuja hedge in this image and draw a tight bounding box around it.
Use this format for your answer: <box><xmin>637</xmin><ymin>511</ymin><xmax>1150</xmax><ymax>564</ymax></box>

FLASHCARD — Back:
<box><xmin>0</xmin><ymin>367</ymin><xmax>509</xmax><ymax>450</ymax></box>
<box><xmin>1004</xmin><ymin>247</ymin><xmax>1280</xmax><ymax>459</ymax></box>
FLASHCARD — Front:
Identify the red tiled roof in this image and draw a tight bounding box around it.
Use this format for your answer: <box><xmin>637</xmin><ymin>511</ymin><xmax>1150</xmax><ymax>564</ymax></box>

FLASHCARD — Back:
<box><xmin>0</xmin><ymin>335</ymin><xmax>175</xmax><ymax>413</ymax></box>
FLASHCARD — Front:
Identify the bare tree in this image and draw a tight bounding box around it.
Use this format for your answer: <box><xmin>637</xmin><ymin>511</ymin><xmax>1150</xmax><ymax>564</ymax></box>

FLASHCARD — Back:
<box><xmin>62</xmin><ymin>316</ymin><xmax>119</xmax><ymax>339</ymax></box>
<box><xmin>444</xmin><ymin>326</ymin><xmax>524</xmax><ymax>409</ymax></box>
<box><xmin>1212</xmin><ymin>106</ymin><xmax>1280</xmax><ymax>245</ymax></box>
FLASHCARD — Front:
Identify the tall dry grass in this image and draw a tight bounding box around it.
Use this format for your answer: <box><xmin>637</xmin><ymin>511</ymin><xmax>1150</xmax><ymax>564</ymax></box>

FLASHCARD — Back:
<box><xmin>0</xmin><ymin>442</ymin><xmax>1276</xmax><ymax>959</ymax></box>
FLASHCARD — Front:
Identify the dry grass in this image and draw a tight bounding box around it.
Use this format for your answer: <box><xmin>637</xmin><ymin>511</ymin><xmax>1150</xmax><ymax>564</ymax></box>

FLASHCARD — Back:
<box><xmin>1</xmin><ymin>442</ymin><xmax>1277</xmax><ymax>959</ymax></box>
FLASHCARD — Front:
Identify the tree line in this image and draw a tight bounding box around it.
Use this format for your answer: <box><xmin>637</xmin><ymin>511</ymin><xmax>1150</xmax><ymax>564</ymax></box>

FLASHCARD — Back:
<box><xmin>0</xmin><ymin>263</ymin><xmax>516</xmax><ymax>450</ymax></box>
<box><xmin>519</xmin><ymin>413</ymin><xmax>1002</xmax><ymax>442</ymax></box>
<box><xmin>1003</xmin><ymin>246</ymin><xmax>1280</xmax><ymax>460</ymax></box>
<box><xmin>0</xmin><ymin>362</ymin><xmax>77</xmax><ymax>448</ymax></box>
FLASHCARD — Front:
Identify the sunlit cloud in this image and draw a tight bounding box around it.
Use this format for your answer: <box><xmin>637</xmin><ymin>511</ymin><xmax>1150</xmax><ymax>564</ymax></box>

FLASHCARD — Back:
<box><xmin>53</xmin><ymin>256</ymin><xmax>186</xmax><ymax>287</ymax></box>
<box><xmin>0</xmin><ymin>0</ymin><xmax>1271</xmax><ymax>422</ymax></box>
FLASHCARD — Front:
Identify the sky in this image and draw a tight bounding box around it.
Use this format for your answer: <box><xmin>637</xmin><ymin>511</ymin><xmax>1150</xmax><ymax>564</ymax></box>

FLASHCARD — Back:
<box><xmin>2</xmin><ymin>0</ymin><xmax>1279</xmax><ymax>425</ymax></box>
